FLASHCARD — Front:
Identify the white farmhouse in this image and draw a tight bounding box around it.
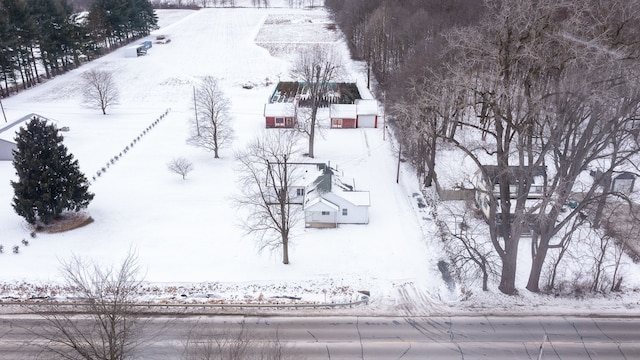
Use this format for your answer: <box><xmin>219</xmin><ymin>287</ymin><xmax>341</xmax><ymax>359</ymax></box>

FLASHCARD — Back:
<box><xmin>303</xmin><ymin>166</ymin><xmax>370</xmax><ymax>228</ymax></box>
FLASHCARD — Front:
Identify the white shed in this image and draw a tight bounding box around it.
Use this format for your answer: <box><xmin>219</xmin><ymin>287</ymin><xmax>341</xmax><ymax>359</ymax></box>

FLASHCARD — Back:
<box><xmin>355</xmin><ymin>99</ymin><xmax>379</xmax><ymax>128</ymax></box>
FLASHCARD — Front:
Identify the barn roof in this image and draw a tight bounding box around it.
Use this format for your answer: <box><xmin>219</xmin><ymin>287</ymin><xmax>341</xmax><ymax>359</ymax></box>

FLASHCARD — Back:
<box><xmin>269</xmin><ymin>81</ymin><xmax>362</xmax><ymax>105</ymax></box>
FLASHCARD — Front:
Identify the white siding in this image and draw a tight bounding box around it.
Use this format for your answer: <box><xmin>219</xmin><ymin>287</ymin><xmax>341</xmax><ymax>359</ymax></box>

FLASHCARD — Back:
<box><xmin>323</xmin><ymin>192</ymin><xmax>369</xmax><ymax>224</ymax></box>
<box><xmin>0</xmin><ymin>139</ymin><xmax>16</xmax><ymax>161</ymax></box>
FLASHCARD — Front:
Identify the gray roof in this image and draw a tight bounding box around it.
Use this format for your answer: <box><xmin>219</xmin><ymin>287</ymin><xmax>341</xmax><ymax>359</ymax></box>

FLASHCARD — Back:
<box><xmin>482</xmin><ymin>165</ymin><xmax>546</xmax><ymax>185</ymax></box>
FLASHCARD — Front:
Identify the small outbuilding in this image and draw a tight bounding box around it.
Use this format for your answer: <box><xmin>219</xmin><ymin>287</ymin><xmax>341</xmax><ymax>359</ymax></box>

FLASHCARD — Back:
<box><xmin>329</xmin><ymin>104</ymin><xmax>357</xmax><ymax>129</ymax></box>
<box><xmin>264</xmin><ymin>102</ymin><xmax>297</xmax><ymax>128</ymax></box>
<box><xmin>355</xmin><ymin>99</ymin><xmax>379</xmax><ymax>128</ymax></box>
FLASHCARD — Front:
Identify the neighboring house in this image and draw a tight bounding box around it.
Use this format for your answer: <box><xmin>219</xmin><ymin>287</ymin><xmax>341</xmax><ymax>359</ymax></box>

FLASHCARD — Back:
<box><xmin>612</xmin><ymin>172</ymin><xmax>636</xmax><ymax>194</ymax></box>
<box><xmin>303</xmin><ymin>166</ymin><xmax>370</xmax><ymax>228</ymax></box>
<box><xmin>329</xmin><ymin>104</ymin><xmax>357</xmax><ymax>129</ymax></box>
<box><xmin>355</xmin><ymin>99</ymin><xmax>379</xmax><ymax>128</ymax></box>
<box><xmin>590</xmin><ymin>169</ymin><xmax>636</xmax><ymax>195</ymax></box>
<box><xmin>475</xmin><ymin>165</ymin><xmax>546</xmax><ymax>234</ymax></box>
<box><xmin>264</xmin><ymin>102</ymin><xmax>297</xmax><ymax>128</ymax></box>
<box><xmin>0</xmin><ymin>139</ymin><xmax>16</xmax><ymax>161</ymax></box>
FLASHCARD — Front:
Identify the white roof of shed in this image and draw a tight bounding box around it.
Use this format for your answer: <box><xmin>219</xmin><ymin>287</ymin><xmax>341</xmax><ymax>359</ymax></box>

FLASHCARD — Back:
<box><xmin>264</xmin><ymin>102</ymin><xmax>296</xmax><ymax>117</ymax></box>
<box><xmin>355</xmin><ymin>99</ymin><xmax>378</xmax><ymax>115</ymax></box>
<box><xmin>330</xmin><ymin>104</ymin><xmax>357</xmax><ymax>119</ymax></box>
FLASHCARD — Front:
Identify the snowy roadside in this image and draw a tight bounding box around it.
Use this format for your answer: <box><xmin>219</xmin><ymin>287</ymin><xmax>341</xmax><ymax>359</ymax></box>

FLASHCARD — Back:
<box><xmin>2</xmin><ymin>279</ymin><xmax>640</xmax><ymax>317</ymax></box>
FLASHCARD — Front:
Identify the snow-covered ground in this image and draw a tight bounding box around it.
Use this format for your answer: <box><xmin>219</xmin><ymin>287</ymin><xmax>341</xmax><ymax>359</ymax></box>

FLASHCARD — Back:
<box><xmin>1</xmin><ymin>3</ymin><xmax>639</xmax><ymax>316</ymax></box>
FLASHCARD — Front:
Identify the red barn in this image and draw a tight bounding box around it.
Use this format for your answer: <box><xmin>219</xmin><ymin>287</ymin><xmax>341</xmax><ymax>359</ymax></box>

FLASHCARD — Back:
<box><xmin>329</xmin><ymin>104</ymin><xmax>357</xmax><ymax>129</ymax></box>
<box><xmin>264</xmin><ymin>102</ymin><xmax>297</xmax><ymax>128</ymax></box>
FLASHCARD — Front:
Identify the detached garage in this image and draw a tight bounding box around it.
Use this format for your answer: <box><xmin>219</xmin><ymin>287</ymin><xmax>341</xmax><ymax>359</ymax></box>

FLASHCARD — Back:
<box><xmin>355</xmin><ymin>99</ymin><xmax>379</xmax><ymax>128</ymax></box>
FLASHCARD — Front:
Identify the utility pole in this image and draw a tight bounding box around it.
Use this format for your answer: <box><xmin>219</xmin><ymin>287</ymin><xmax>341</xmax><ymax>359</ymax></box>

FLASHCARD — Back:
<box><xmin>0</xmin><ymin>98</ymin><xmax>6</xmax><ymax>123</ymax></box>
<box><xmin>396</xmin><ymin>140</ymin><xmax>402</xmax><ymax>184</ymax></box>
<box><xmin>193</xmin><ymin>86</ymin><xmax>200</xmax><ymax>135</ymax></box>
<box><xmin>382</xmin><ymin>91</ymin><xmax>386</xmax><ymax>141</ymax></box>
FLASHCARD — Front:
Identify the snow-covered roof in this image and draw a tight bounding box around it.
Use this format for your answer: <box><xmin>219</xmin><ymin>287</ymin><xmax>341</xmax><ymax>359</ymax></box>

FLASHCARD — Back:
<box><xmin>330</xmin><ymin>104</ymin><xmax>357</xmax><ymax>119</ymax></box>
<box><xmin>335</xmin><ymin>189</ymin><xmax>370</xmax><ymax>206</ymax></box>
<box><xmin>264</xmin><ymin>102</ymin><xmax>296</xmax><ymax>117</ymax></box>
<box><xmin>355</xmin><ymin>99</ymin><xmax>378</xmax><ymax>115</ymax></box>
<box><xmin>0</xmin><ymin>113</ymin><xmax>56</xmax><ymax>141</ymax></box>
<box><xmin>304</xmin><ymin>166</ymin><xmax>370</xmax><ymax>208</ymax></box>
<box><xmin>305</xmin><ymin>196</ymin><xmax>339</xmax><ymax>211</ymax></box>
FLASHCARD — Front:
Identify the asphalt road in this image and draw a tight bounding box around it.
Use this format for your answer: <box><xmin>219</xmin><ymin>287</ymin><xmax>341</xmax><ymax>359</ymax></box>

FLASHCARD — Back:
<box><xmin>1</xmin><ymin>314</ymin><xmax>639</xmax><ymax>359</ymax></box>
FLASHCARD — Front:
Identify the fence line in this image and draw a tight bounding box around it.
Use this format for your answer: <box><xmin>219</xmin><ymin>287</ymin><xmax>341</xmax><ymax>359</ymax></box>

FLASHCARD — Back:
<box><xmin>91</xmin><ymin>108</ymin><xmax>171</xmax><ymax>183</ymax></box>
<box><xmin>0</xmin><ymin>295</ymin><xmax>370</xmax><ymax>314</ymax></box>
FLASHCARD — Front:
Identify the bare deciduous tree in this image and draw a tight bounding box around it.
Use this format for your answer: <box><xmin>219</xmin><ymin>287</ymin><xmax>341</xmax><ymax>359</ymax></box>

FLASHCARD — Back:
<box><xmin>30</xmin><ymin>252</ymin><xmax>147</xmax><ymax>360</ymax></box>
<box><xmin>391</xmin><ymin>70</ymin><xmax>460</xmax><ymax>189</ymax></box>
<box><xmin>234</xmin><ymin>130</ymin><xmax>302</xmax><ymax>264</ymax></box>
<box><xmin>421</xmin><ymin>0</ymin><xmax>640</xmax><ymax>295</ymax></box>
<box><xmin>290</xmin><ymin>45</ymin><xmax>341</xmax><ymax>158</ymax></box>
<box><xmin>438</xmin><ymin>205</ymin><xmax>498</xmax><ymax>291</ymax></box>
<box><xmin>188</xmin><ymin>76</ymin><xmax>234</xmax><ymax>158</ymax></box>
<box><xmin>168</xmin><ymin>157</ymin><xmax>194</xmax><ymax>179</ymax></box>
<box><xmin>82</xmin><ymin>70</ymin><xmax>119</xmax><ymax>115</ymax></box>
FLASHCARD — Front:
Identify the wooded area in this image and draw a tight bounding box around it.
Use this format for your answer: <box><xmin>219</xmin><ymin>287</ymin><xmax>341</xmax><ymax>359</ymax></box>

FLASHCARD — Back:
<box><xmin>326</xmin><ymin>0</ymin><xmax>640</xmax><ymax>295</ymax></box>
<box><xmin>0</xmin><ymin>0</ymin><xmax>157</xmax><ymax>97</ymax></box>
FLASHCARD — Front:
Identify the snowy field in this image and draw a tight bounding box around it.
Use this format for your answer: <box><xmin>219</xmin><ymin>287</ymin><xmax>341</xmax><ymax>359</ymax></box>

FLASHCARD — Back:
<box><xmin>1</xmin><ymin>3</ymin><xmax>640</xmax><ymax>316</ymax></box>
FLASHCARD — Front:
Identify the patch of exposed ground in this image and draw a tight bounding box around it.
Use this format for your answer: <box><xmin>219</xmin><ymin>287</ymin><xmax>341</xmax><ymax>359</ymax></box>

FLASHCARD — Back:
<box><xmin>34</xmin><ymin>212</ymin><xmax>94</xmax><ymax>233</ymax></box>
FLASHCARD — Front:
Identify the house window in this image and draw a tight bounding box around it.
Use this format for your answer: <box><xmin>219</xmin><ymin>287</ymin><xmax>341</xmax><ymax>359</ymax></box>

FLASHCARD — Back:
<box><xmin>342</xmin><ymin>208</ymin><xmax>348</xmax><ymax>216</ymax></box>
<box><xmin>275</xmin><ymin>117</ymin><xmax>285</xmax><ymax>126</ymax></box>
<box><xmin>321</xmin><ymin>211</ymin><xmax>330</xmax><ymax>216</ymax></box>
<box><xmin>332</xmin><ymin>118</ymin><xmax>343</xmax><ymax>128</ymax></box>
<box><xmin>296</xmin><ymin>188</ymin><xmax>304</xmax><ymax>196</ymax></box>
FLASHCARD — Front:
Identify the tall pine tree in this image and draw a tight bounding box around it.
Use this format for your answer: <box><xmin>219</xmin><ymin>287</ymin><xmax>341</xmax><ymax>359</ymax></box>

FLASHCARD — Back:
<box><xmin>11</xmin><ymin>117</ymin><xmax>94</xmax><ymax>225</ymax></box>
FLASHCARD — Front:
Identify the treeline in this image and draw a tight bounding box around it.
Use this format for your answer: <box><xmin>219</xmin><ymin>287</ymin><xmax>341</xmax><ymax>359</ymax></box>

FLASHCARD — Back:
<box><xmin>151</xmin><ymin>0</ymin><xmax>320</xmax><ymax>9</ymax></box>
<box><xmin>0</xmin><ymin>0</ymin><xmax>158</xmax><ymax>97</ymax></box>
<box><xmin>324</xmin><ymin>0</ymin><xmax>483</xmax><ymax>93</ymax></box>
<box><xmin>327</xmin><ymin>0</ymin><xmax>640</xmax><ymax>296</ymax></box>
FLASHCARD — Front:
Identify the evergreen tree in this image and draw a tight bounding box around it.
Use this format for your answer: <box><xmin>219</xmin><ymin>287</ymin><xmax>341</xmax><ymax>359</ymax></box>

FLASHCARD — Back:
<box><xmin>11</xmin><ymin>117</ymin><xmax>94</xmax><ymax>225</ymax></box>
